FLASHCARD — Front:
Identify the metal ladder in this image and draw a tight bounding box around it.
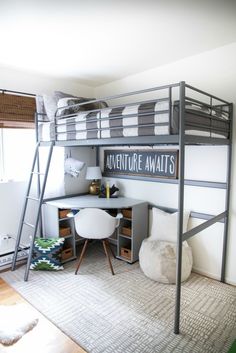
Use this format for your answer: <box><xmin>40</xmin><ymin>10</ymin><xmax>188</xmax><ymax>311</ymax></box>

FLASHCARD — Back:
<box><xmin>11</xmin><ymin>141</ymin><xmax>54</xmax><ymax>281</ymax></box>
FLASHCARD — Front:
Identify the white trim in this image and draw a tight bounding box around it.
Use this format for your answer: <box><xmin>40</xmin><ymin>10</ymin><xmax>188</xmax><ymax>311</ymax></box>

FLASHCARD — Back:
<box><xmin>192</xmin><ymin>266</ymin><xmax>220</xmax><ymax>281</ymax></box>
<box><xmin>192</xmin><ymin>266</ymin><xmax>236</xmax><ymax>286</ymax></box>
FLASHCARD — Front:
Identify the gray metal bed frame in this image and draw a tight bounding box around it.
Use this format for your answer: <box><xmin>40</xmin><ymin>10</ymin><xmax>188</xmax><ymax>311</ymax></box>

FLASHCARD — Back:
<box><xmin>8</xmin><ymin>81</ymin><xmax>233</xmax><ymax>335</ymax></box>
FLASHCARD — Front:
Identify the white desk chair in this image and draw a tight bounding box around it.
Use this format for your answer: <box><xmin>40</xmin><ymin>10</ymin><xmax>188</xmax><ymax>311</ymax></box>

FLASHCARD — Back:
<box><xmin>74</xmin><ymin>208</ymin><xmax>122</xmax><ymax>275</ymax></box>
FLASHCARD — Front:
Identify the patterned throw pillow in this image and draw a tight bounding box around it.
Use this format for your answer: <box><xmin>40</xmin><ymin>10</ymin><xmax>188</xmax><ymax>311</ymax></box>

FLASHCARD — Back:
<box><xmin>30</xmin><ymin>238</ymin><xmax>65</xmax><ymax>271</ymax></box>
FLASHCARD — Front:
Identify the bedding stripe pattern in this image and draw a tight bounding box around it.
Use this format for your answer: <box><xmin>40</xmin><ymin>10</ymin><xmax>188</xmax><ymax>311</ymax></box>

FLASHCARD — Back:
<box><xmin>38</xmin><ymin>99</ymin><xmax>229</xmax><ymax>142</ymax></box>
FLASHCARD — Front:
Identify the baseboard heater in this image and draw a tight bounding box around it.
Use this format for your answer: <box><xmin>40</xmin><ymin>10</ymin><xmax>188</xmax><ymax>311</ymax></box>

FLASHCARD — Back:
<box><xmin>0</xmin><ymin>235</ymin><xmax>28</xmax><ymax>271</ymax></box>
<box><xmin>0</xmin><ymin>248</ymin><xmax>28</xmax><ymax>271</ymax></box>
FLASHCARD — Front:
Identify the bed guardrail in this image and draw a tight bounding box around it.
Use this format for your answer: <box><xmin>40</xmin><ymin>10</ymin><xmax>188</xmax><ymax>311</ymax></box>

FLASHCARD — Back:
<box><xmin>35</xmin><ymin>82</ymin><xmax>231</xmax><ymax>144</ymax></box>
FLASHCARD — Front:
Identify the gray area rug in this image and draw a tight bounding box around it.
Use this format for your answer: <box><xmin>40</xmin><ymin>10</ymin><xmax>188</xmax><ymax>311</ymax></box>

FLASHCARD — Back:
<box><xmin>1</xmin><ymin>244</ymin><xmax>236</xmax><ymax>353</ymax></box>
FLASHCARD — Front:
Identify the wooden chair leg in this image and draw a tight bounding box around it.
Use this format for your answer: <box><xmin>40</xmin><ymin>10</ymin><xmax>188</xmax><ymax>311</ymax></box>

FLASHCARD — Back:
<box><xmin>75</xmin><ymin>239</ymin><xmax>89</xmax><ymax>275</ymax></box>
<box><xmin>105</xmin><ymin>239</ymin><xmax>116</xmax><ymax>259</ymax></box>
<box><xmin>102</xmin><ymin>240</ymin><xmax>115</xmax><ymax>275</ymax></box>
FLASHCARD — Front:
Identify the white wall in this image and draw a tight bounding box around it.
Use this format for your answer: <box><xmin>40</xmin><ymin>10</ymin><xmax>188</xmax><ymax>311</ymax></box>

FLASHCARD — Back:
<box><xmin>95</xmin><ymin>42</ymin><xmax>236</xmax><ymax>285</ymax></box>
<box><xmin>0</xmin><ymin>66</ymin><xmax>92</xmax><ymax>96</ymax></box>
<box><xmin>0</xmin><ymin>67</ymin><xmax>94</xmax><ymax>242</ymax></box>
<box><xmin>64</xmin><ymin>146</ymin><xmax>96</xmax><ymax>195</ymax></box>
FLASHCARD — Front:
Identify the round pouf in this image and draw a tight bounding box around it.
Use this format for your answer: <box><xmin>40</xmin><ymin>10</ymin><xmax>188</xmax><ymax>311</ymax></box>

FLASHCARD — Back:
<box><xmin>139</xmin><ymin>239</ymin><xmax>193</xmax><ymax>284</ymax></box>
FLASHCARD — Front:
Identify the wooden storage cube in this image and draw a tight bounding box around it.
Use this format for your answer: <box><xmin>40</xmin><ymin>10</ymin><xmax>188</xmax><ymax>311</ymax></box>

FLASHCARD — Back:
<box><xmin>59</xmin><ymin>209</ymin><xmax>70</xmax><ymax>219</ymax></box>
<box><xmin>61</xmin><ymin>247</ymin><xmax>73</xmax><ymax>260</ymax></box>
<box><xmin>121</xmin><ymin>247</ymin><xmax>131</xmax><ymax>260</ymax></box>
<box><xmin>121</xmin><ymin>226</ymin><xmax>132</xmax><ymax>237</ymax></box>
<box><xmin>122</xmin><ymin>209</ymin><xmax>132</xmax><ymax>219</ymax></box>
<box><xmin>59</xmin><ymin>226</ymin><xmax>71</xmax><ymax>237</ymax></box>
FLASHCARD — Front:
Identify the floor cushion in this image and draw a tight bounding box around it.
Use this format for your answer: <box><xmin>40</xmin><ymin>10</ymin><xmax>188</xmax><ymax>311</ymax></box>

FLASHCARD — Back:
<box><xmin>139</xmin><ymin>239</ymin><xmax>193</xmax><ymax>284</ymax></box>
<box><xmin>30</xmin><ymin>237</ymin><xmax>65</xmax><ymax>271</ymax></box>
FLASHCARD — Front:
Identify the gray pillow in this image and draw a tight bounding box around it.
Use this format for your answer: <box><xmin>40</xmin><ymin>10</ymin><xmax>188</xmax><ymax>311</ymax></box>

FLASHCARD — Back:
<box><xmin>57</xmin><ymin>96</ymin><xmax>108</xmax><ymax>117</ymax></box>
<box><xmin>43</xmin><ymin>94</ymin><xmax>58</xmax><ymax>120</ymax></box>
<box><xmin>56</xmin><ymin>97</ymin><xmax>89</xmax><ymax>116</ymax></box>
<box><xmin>54</xmin><ymin>91</ymin><xmax>83</xmax><ymax>103</ymax></box>
<box><xmin>65</xmin><ymin>97</ymin><xmax>107</xmax><ymax>111</ymax></box>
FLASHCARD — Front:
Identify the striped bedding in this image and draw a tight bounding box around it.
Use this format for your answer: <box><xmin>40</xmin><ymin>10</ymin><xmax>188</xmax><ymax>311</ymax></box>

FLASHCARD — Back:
<box><xmin>38</xmin><ymin>100</ymin><xmax>170</xmax><ymax>141</ymax></box>
<box><xmin>172</xmin><ymin>101</ymin><xmax>229</xmax><ymax>139</ymax></box>
<box><xmin>38</xmin><ymin>99</ymin><xmax>229</xmax><ymax>142</ymax></box>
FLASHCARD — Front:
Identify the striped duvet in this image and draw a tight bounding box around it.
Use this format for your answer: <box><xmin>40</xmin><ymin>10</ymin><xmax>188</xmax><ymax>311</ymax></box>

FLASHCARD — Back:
<box><xmin>38</xmin><ymin>100</ymin><xmax>169</xmax><ymax>141</ymax></box>
<box><xmin>38</xmin><ymin>99</ymin><xmax>228</xmax><ymax>142</ymax></box>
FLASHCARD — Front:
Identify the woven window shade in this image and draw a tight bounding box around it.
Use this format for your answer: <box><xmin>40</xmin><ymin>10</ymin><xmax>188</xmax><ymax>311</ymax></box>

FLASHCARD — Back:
<box><xmin>0</xmin><ymin>93</ymin><xmax>36</xmax><ymax>128</ymax></box>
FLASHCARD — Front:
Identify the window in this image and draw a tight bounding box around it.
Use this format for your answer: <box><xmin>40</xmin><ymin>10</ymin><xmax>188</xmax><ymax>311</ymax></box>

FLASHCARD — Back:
<box><xmin>0</xmin><ymin>128</ymin><xmax>35</xmax><ymax>182</ymax></box>
<box><xmin>0</xmin><ymin>91</ymin><xmax>36</xmax><ymax>182</ymax></box>
<box><xmin>0</xmin><ymin>92</ymin><xmax>35</xmax><ymax>128</ymax></box>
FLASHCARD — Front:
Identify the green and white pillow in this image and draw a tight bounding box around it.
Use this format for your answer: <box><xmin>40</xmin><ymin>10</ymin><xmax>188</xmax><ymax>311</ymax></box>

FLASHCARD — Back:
<box><xmin>30</xmin><ymin>238</ymin><xmax>65</xmax><ymax>271</ymax></box>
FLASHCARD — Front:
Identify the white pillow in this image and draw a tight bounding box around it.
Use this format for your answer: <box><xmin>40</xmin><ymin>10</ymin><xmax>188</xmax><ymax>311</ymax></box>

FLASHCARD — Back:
<box><xmin>150</xmin><ymin>207</ymin><xmax>190</xmax><ymax>243</ymax></box>
<box><xmin>43</xmin><ymin>94</ymin><xmax>58</xmax><ymax>120</ymax></box>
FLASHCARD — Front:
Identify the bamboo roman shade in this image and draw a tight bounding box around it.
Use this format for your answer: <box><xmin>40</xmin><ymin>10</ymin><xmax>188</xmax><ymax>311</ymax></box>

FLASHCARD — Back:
<box><xmin>0</xmin><ymin>93</ymin><xmax>36</xmax><ymax>128</ymax></box>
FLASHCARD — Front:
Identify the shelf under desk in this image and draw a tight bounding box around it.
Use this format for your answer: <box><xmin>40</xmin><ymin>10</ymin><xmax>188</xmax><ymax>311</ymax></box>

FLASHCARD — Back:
<box><xmin>43</xmin><ymin>194</ymin><xmax>148</xmax><ymax>263</ymax></box>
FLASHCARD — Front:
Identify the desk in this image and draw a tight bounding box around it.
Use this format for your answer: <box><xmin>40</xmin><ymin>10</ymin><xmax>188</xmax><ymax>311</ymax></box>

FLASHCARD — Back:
<box><xmin>43</xmin><ymin>195</ymin><xmax>148</xmax><ymax>264</ymax></box>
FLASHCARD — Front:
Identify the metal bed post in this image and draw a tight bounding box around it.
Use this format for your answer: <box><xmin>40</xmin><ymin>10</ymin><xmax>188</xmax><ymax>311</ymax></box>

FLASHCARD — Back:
<box><xmin>221</xmin><ymin>103</ymin><xmax>233</xmax><ymax>282</ymax></box>
<box><xmin>174</xmin><ymin>81</ymin><xmax>186</xmax><ymax>334</ymax></box>
<box><xmin>168</xmin><ymin>86</ymin><xmax>172</xmax><ymax>135</ymax></box>
<box><xmin>96</xmin><ymin>110</ymin><xmax>101</xmax><ymax>166</ymax></box>
<box><xmin>96</xmin><ymin>146</ymin><xmax>100</xmax><ymax>166</ymax></box>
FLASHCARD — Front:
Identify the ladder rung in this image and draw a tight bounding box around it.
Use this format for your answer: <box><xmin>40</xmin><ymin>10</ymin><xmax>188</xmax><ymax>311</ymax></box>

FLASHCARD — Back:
<box><xmin>23</xmin><ymin>222</ymin><xmax>35</xmax><ymax>229</ymax></box>
<box><xmin>26</xmin><ymin>196</ymin><xmax>39</xmax><ymax>201</ymax></box>
<box><xmin>12</xmin><ymin>142</ymin><xmax>55</xmax><ymax>277</ymax></box>
<box><xmin>31</xmin><ymin>172</ymin><xmax>45</xmax><ymax>175</ymax></box>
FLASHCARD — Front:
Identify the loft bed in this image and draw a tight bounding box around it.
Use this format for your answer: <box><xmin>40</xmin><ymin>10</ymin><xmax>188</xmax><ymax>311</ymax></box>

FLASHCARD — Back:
<box><xmin>36</xmin><ymin>82</ymin><xmax>231</xmax><ymax>146</ymax></box>
<box><xmin>11</xmin><ymin>82</ymin><xmax>233</xmax><ymax>336</ymax></box>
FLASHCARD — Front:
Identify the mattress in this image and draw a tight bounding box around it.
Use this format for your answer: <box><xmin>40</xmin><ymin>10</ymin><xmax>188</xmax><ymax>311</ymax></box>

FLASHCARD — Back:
<box><xmin>38</xmin><ymin>100</ymin><xmax>170</xmax><ymax>141</ymax></box>
<box><xmin>38</xmin><ymin>99</ymin><xmax>230</xmax><ymax>142</ymax></box>
<box><xmin>172</xmin><ymin>101</ymin><xmax>229</xmax><ymax>138</ymax></box>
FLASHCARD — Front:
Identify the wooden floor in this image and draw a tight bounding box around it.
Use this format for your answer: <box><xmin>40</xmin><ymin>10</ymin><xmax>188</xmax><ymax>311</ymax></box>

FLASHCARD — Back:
<box><xmin>0</xmin><ymin>278</ymin><xmax>86</xmax><ymax>353</ymax></box>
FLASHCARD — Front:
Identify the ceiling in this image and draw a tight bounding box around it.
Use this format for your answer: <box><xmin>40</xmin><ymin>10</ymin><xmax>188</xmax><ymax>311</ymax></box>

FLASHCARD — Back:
<box><xmin>0</xmin><ymin>0</ymin><xmax>236</xmax><ymax>87</ymax></box>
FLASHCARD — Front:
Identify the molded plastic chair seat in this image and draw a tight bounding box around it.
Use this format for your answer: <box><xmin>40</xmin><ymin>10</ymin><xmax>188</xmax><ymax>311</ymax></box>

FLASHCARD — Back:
<box><xmin>74</xmin><ymin>208</ymin><xmax>122</xmax><ymax>275</ymax></box>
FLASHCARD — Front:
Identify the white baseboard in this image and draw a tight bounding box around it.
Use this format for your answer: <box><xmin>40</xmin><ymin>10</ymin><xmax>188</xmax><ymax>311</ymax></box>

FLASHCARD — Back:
<box><xmin>192</xmin><ymin>266</ymin><xmax>236</xmax><ymax>287</ymax></box>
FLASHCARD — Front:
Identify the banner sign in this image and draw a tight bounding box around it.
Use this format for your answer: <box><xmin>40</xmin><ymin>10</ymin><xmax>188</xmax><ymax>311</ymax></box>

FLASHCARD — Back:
<box><xmin>104</xmin><ymin>149</ymin><xmax>178</xmax><ymax>179</ymax></box>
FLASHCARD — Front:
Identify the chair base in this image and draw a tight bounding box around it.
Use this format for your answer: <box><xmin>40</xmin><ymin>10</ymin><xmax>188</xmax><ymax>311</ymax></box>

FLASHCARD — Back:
<box><xmin>75</xmin><ymin>239</ymin><xmax>115</xmax><ymax>275</ymax></box>
<box><xmin>75</xmin><ymin>239</ymin><xmax>89</xmax><ymax>275</ymax></box>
